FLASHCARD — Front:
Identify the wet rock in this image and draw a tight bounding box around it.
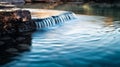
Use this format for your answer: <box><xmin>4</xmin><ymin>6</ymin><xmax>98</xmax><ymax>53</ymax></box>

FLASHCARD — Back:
<box><xmin>0</xmin><ymin>36</ymin><xmax>12</xmax><ymax>40</ymax></box>
<box><xmin>18</xmin><ymin>44</ymin><xmax>30</xmax><ymax>50</ymax></box>
<box><xmin>6</xmin><ymin>48</ymin><xmax>19</xmax><ymax>54</ymax></box>
<box><xmin>21</xmin><ymin>32</ymin><xmax>32</xmax><ymax>36</ymax></box>
<box><xmin>16</xmin><ymin>37</ymin><xmax>26</xmax><ymax>41</ymax></box>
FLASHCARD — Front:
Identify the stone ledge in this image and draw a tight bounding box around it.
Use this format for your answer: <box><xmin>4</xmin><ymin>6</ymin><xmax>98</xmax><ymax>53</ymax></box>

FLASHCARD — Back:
<box><xmin>0</xmin><ymin>8</ymin><xmax>35</xmax><ymax>36</ymax></box>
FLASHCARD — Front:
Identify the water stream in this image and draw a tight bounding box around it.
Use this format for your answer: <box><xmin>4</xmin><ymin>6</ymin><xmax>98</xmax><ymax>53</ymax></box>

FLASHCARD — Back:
<box><xmin>33</xmin><ymin>12</ymin><xmax>76</xmax><ymax>29</ymax></box>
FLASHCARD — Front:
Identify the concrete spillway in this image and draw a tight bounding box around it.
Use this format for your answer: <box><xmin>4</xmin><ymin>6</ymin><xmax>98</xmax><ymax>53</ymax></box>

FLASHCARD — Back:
<box><xmin>25</xmin><ymin>9</ymin><xmax>77</xmax><ymax>30</ymax></box>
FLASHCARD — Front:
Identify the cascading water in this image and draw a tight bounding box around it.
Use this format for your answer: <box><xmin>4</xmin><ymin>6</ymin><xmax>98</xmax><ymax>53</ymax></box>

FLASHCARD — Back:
<box><xmin>33</xmin><ymin>11</ymin><xmax>76</xmax><ymax>30</ymax></box>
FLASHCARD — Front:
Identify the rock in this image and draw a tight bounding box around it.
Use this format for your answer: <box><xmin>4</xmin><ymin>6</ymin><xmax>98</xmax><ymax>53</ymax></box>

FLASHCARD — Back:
<box><xmin>0</xmin><ymin>36</ymin><xmax>12</xmax><ymax>40</ymax></box>
<box><xmin>6</xmin><ymin>48</ymin><xmax>19</xmax><ymax>54</ymax></box>
<box><xmin>0</xmin><ymin>41</ymin><xmax>4</xmax><ymax>45</ymax></box>
<box><xmin>0</xmin><ymin>2</ymin><xmax>36</xmax><ymax>36</ymax></box>
<box><xmin>0</xmin><ymin>8</ymin><xmax>35</xmax><ymax>35</ymax></box>
<box><xmin>16</xmin><ymin>37</ymin><xmax>26</xmax><ymax>41</ymax></box>
<box><xmin>0</xmin><ymin>9</ymin><xmax>31</xmax><ymax>22</ymax></box>
<box><xmin>18</xmin><ymin>44</ymin><xmax>30</xmax><ymax>50</ymax></box>
<box><xmin>21</xmin><ymin>32</ymin><xmax>32</xmax><ymax>36</ymax></box>
<box><xmin>0</xmin><ymin>3</ymin><xmax>34</xmax><ymax>56</ymax></box>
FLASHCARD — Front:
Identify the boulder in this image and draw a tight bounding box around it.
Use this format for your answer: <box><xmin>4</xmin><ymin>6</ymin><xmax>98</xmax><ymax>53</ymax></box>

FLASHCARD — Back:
<box><xmin>0</xmin><ymin>7</ymin><xmax>36</xmax><ymax>36</ymax></box>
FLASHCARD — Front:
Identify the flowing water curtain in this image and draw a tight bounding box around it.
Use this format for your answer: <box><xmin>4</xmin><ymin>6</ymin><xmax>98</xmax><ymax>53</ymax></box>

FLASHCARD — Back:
<box><xmin>33</xmin><ymin>11</ymin><xmax>77</xmax><ymax>30</ymax></box>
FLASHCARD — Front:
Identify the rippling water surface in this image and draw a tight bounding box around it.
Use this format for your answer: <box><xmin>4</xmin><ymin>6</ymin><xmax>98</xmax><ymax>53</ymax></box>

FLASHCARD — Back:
<box><xmin>2</xmin><ymin>14</ymin><xmax>120</xmax><ymax>67</ymax></box>
<box><xmin>1</xmin><ymin>3</ymin><xmax>120</xmax><ymax>67</ymax></box>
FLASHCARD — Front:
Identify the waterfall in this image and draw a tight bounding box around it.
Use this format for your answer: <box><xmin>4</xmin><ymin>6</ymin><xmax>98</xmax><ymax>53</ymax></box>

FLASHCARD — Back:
<box><xmin>33</xmin><ymin>11</ymin><xmax>76</xmax><ymax>30</ymax></box>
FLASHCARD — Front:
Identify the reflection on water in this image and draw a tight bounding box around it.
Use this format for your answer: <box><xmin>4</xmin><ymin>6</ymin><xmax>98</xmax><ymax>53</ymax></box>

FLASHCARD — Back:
<box><xmin>0</xmin><ymin>32</ymin><xmax>32</xmax><ymax>65</ymax></box>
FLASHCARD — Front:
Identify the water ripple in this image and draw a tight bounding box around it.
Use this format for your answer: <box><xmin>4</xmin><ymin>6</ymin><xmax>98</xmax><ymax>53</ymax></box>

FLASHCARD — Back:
<box><xmin>2</xmin><ymin>15</ymin><xmax>120</xmax><ymax>67</ymax></box>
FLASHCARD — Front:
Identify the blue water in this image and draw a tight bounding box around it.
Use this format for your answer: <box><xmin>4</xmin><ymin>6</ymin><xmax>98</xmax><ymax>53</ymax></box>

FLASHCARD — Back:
<box><xmin>2</xmin><ymin>15</ymin><xmax>120</xmax><ymax>67</ymax></box>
